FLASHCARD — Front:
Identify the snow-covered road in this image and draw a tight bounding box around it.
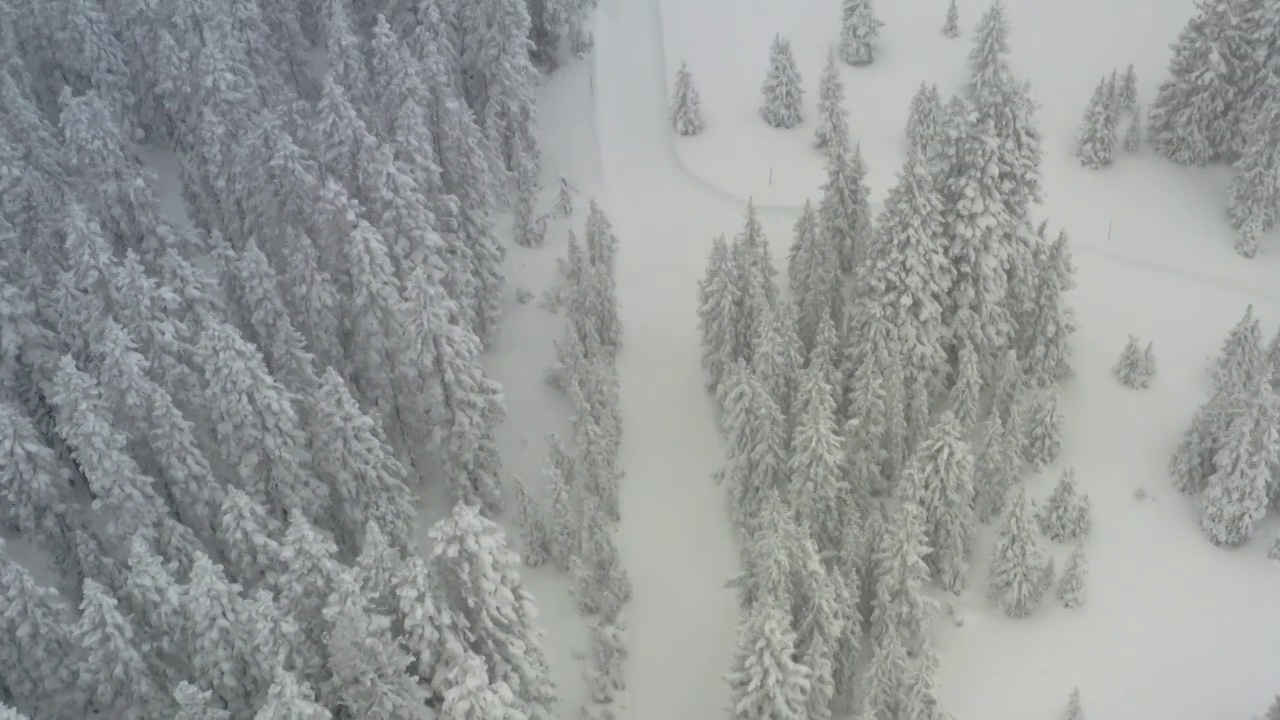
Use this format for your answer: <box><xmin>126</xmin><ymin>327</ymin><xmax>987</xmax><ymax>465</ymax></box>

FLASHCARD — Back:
<box><xmin>590</xmin><ymin>0</ymin><xmax>743</xmax><ymax>717</ymax></box>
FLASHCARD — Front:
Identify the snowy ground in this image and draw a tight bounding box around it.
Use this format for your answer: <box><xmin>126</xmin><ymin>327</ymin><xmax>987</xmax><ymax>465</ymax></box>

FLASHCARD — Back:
<box><xmin>515</xmin><ymin>0</ymin><xmax>1280</xmax><ymax>719</ymax></box>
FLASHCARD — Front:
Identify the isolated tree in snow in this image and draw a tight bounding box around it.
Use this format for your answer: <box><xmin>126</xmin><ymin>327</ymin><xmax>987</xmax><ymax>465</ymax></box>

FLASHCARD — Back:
<box><xmin>1076</xmin><ymin>75</ymin><xmax>1119</xmax><ymax>168</ymax></box>
<box><xmin>514</xmin><ymin>183</ymin><xmax>546</xmax><ymax>247</ymax></box>
<box><xmin>988</xmin><ymin>488</ymin><xmax>1053</xmax><ymax>617</ymax></box>
<box><xmin>815</xmin><ymin>49</ymin><xmax>850</xmax><ymax>151</ymax></box>
<box><xmin>1057</xmin><ymin>545</ymin><xmax>1087</xmax><ymax>609</ymax></box>
<box><xmin>870</xmin><ymin>502</ymin><xmax>937</xmax><ymax>654</ymax></box>
<box><xmin>254</xmin><ymin>669</ymin><xmax>331</xmax><ymax>720</ymax></box>
<box><xmin>821</xmin><ymin>141</ymin><xmax>874</xmax><ymax>274</ymax></box>
<box><xmin>74</xmin><ymin>578</ymin><xmax>157</xmax><ymax>714</ymax></box>
<box><xmin>906</xmin><ymin>82</ymin><xmax>944</xmax><ymax>159</ymax></box>
<box><xmin>672</xmin><ymin>60</ymin><xmax>705</xmax><ymax>136</ymax></box>
<box><xmin>761</xmin><ymin>35</ymin><xmax>805</xmax><ymax>129</ymax></box>
<box><xmin>428</xmin><ymin>503</ymin><xmax>558</xmax><ymax>720</ymax></box>
<box><xmin>1114</xmin><ymin>335</ymin><xmax>1156</xmax><ymax>389</ymax></box>
<box><xmin>1200</xmin><ymin>377</ymin><xmax>1280</xmax><ymax>546</ymax></box>
<box><xmin>1227</xmin><ymin>93</ymin><xmax>1280</xmax><ymax>258</ymax></box>
<box><xmin>901</xmin><ymin>412</ymin><xmax>976</xmax><ymax>594</ymax></box>
<box><xmin>942</xmin><ymin>0</ymin><xmax>960</xmax><ymax>37</ymax></box>
<box><xmin>840</xmin><ymin>0</ymin><xmax>883</xmax><ymax>66</ymax></box>
<box><xmin>1024</xmin><ymin>390</ymin><xmax>1063</xmax><ymax>470</ymax></box>
<box><xmin>1040</xmin><ymin>468</ymin><xmax>1092</xmax><ymax>542</ymax></box>
<box><xmin>1122</xmin><ymin>107</ymin><xmax>1143</xmax><ymax>152</ymax></box>
<box><xmin>726</xmin><ymin>600</ymin><xmax>812</xmax><ymax>720</ymax></box>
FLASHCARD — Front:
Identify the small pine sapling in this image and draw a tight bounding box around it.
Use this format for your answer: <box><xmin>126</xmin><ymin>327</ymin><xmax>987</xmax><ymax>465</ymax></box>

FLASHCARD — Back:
<box><xmin>1076</xmin><ymin>75</ymin><xmax>1118</xmax><ymax>168</ymax></box>
<box><xmin>1058</xmin><ymin>544</ymin><xmax>1087</xmax><ymax>609</ymax></box>
<box><xmin>1122</xmin><ymin>107</ymin><xmax>1142</xmax><ymax>152</ymax></box>
<box><xmin>761</xmin><ymin>36</ymin><xmax>805</xmax><ymax>129</ymax></box>
<box><xmin>672</xmin><ymin>61</ymin><xmax>705</xmax><ymax>137</ymax></box>
<box><xmin>1040</xmin><ymin>469</ymin><xmax>1092</xmax><ymax>542</ymax></box>
<box><xmin>942</xmin><ymin>0</ymin><xmax>960</xmax><ymax>38</ymax></box>
<box><xmin>513</xmin><ymin>475</ymin><xmax>551</xmax><ymax>567</ymax></box>
<box><xmin>1113</xmin><ymin>335</ymin><xmax>1155</xmax><ymax>389</ymax></box>
<box><xmin>1061</xmin><ymin>687</ymin><xmax>1084</xmax><ymax>720</ymax></box>
<box><xmin>1024</xmin><ymin>391</ymin><xmax>1063</xmax><ymax>470</ymax></box>
<box><xmin>553</xmin><ymin>174</ymin><xmax>576</xmax><ymax>218</ymax></box>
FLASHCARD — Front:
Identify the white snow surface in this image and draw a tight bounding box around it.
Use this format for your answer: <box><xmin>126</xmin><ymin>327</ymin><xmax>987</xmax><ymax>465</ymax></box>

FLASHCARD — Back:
<box><xmin>507</xmin><ymin>0</ymin><xmax>1280</xmax><ymax>719</ymax></box>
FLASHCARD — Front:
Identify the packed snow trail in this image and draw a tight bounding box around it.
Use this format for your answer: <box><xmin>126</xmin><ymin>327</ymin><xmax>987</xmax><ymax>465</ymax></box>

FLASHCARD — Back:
<box><xmin>591</xmin><ymin>0</ymin><xmax>744</xmax><ymax>718</ymax></box>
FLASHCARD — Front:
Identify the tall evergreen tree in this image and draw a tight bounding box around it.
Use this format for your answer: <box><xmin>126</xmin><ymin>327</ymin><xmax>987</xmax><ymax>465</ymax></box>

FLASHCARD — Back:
<box><xmin>672</xmin><ymin>60</ymin><xmax>705</xmax><ymax>137</ymax></box>
<box><xmin>1201</xmin><ymin>376</ymin><xmax>1280</xmax><ymax>546</ymax></box>
<box><xmin>869</xmin><ymin>502</ymin><xmax>937</xmax><ymax>655</ymax></box>
<box><xmin>814</xmin><ymin>49</ymin><xmax>850</xmax><ymax>151</ymax></box>
<box><xmin>900</xmin><ymin>412</ymin><xmax>976</xmax><ymax>594</ymax></box>
<box><xmin>820</xmin><ymin>141</ymin><xmax>874</xmax><ymax>275</ymax></box>
<box><xmin>761</xmin><ymin>35</ymin><xmax>804</xmax><ymax>129</ymax></box>
<box><xmin>988</xmin><ymin>488</ymin><xmax>1052</xmax><ymax>617</ymax></box>
<box><xmin>906</xmin><ymin>82</ymin><xmax>944</xmax><ymax>159</ymax></box>
<box><xmin>1076</xmin><ymin>75</ymin><xmax>1119</xmax><ymax>168</ymax></box>
<box><xmin>839</xmin><ymin>0</ymin><xmax>883</xmax><ymax>66</ymax></box>
<box><xmin>726</xmin><ymin>600</ymin><xmax>812</xmax><ymax>720</ymax></box>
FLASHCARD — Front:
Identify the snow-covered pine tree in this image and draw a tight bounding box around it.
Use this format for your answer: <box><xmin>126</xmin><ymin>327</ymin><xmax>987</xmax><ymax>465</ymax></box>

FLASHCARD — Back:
<box><xmin>987</xmin><ymin>487</ymin><xmax>1053</xmax><ymax>617</ymax></box>
<box><xmin>513</xmin><ymin>475</ymin><xmax>552</xmax><ymax>567</ymax></box>
<box><xmin>514</xmin><ymin>182</ymin><xmax>546</xmax><ymax>247</ymax></box>
<box><xmin>1040</xmin><ymin>468</ymin><xmax>1092</xmax><ymax>542</ymax></box>
<box><xmin>254</xmin><ymin>668</ymin><xmax>332</xmax><ymax>720</ymax></box>
<box><xmin>0</xmin><ymin>542</ymin><xmax>77</xmax><ymax>712</ymax></box>
<box><xmin>544</xmin><ymin>433</ymin><xmax>582</xmax><ymax>569</ymax></box>
<box><xmin>1021</xmin><ymin>229</ymin><xmax>1078</xmax><ymax>387</ymax></box>
<box><xmin>814</xmin><ymin>49</ymin><xmax>850</xmax><ymax>151</ymax></box>
<box><xmin>173</xmin><ymin>682</ymin><xmax>231</xmax><ymax>720</ymax></box>
<box><xmin>1057</xmin><ymin>544</ymin><xmax>1087</xmax><ymax>609</ymax></box>
<box><xmin>673</xmin><ymin>60</ymin><xmax>705</xmax><ymax>136</ymax></box>
<box><xmin>789</xmin><ymin>202</ymin><xmax>841</xmax><ymax>353</ymax></box>
<box><xmin>839</xmin><ymin>0</ymin><xmax>884</xmax><ymax>66</ymax></box>
<box><xmin>856</xmin><ymin>622</ymin><xmax>910</xmax><ymax>720</ymax></box>
<box><xmin>584</xmin><ymin>620</ymin><xmax>627</xmax><ymax>703</ymax></box>
<box><xmin>906</xmin><ymin>82</ymin><xmax>944</xmax><ymax>159</ymax></box>
<box><xmin>821</xmin><ymin>141</ymin><xmax>874</xmax><ymax>275</ymax></box>
<box><xmin>73</xmin><ymin>578</ymin><xmax>158</xmax><ymax>715</ymax></box>
<box><xmin>949</xmin><ymin>344</ymin><xmax>982</xmax><ymax>428</ymax></box>
<box><xmin>902</xmin><ymin>412</ymin><xmax>976</xmax><ymax>594</ymax></box>
<box><xmin>1077</xmin><ymin>75</ymin><xmax>1118</xmax><ymax>168</ymax></box>
<box><xmin>0</xmin><ymin>401</ymin><xmax>70</xmax><ymax>540</ymax></box>
<box><xmin>1200</xmin><ymin>376</ymin><xmax>1280</xmax><ymax>546</ymax></box>
<box><xmin>1122</xmin><ymin>105</ymin><xmax>1143</xmax><ymax>152</ymax></box>
<box><xmin>965</xmin><ymin>0</ymin><xmax>1014</xmax><ymax>109</ymax></box>
<box><xmin>1024</xmin><ymin>390</ymin><xmax>1063</xmax><ymax>470</ymax></box>
<box><xmin>218</xmin><ymin>487</ymin><xmax>285</xmax><ymax>588</ymax></box>
<box><xmin>725</xmin><ymin>599</ymin><xmax>812</xmax><ymax>720</ymax></box>
<box><xmin>789</xmin><ymin>365</ymin><xmax>849</xmax><ymax>551</ymax></box>
<box><xmin>428</xmin><ymin>503</ymin><xmax>558</xmax><ymax>720</ymax></box>
<box><xmin>1117</xmin><ymin>63</ymin><xmax>1138</xmax><ymax>113</ymax></box>
<box><xmin>1227</xmin><ymin>91</ymin><xmax>1280</xmax><ymax>258</ymax></box>
<box><xmin>869</xmin><ymin>502</ymin><xmax>938</xmax><ymax>654</ymax></box>
<box><xmin>942</xmin><ymin>0</ymin><xmax>960</xmax><ymax>38</ymax></box>
<box><xmin>752</xmin><ymin>302</ymin><xmax>803</xmax><ymax>420</ymax></box>
<box><xmin>761</xmin><ymin>35</ymin><xmax>805</xmax><ymax>129</ymax></box>
<box><xmin>1114</xmin><ymin>335</ymin><xmax>1156</xmax><ymax>388</ymax></box>
<box><xmin>1214</xmin><ymin>304</ymin><xmax>1264</xmax><ymax>395</ymax></box>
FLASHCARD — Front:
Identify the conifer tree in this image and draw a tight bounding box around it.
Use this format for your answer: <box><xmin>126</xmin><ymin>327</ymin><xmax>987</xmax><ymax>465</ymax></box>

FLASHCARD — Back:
<box><xmin>0</xmin><ymin>402</ymin><xmax>69</xmax><ymax>539</ymax></box>
<box><xmin>789</xmin><ymin>202</ymin><xmax>841</xmax><ymax>353</ymax></box>
<box><xmin>274</xmin><ymin>514</ymin><xmax>342</xmax><ymax>649</ymax></box>
<box><xmin>254</xmin><ymin>669</ymin><xmax>332</xmax><ymax>720</ymax></box>
<box><xmin>584</xmin><ymin>620</ymin><xmax>627</xmax><ymax>703</ymax></box>
<box><xmin>1077</xmin><ymin>75</ymin><xmax>1118</xmax><ymax>168</ymax></box>
<box><xmin>903</xmin><ymin>413</ymin><xmax>976</xmax><ymax>594</ymax></box>
<box><xmin>514</xmin><ymin>475</ymin><xmax>552</xmax><ymax>567</ymax></box>
<box><xmin>672</xmin><ymin>61</ymin><xmax>705</xmax><ymax>136</ymax></box>
<box><xmin>1024</xmin><ymin>390</ymin><xmax>1063</xmax><ymax>470</ymax></box>
<box><xmin>942</xmin><ymin>0</ymin><xmax>960</xmax><ymax>38</ymax></box>
<box><xmin>544</xmin><ymin>434</ymin><xmax>581</xmax><ymax>569</ymax></box>
<box><xmin>857</xmin><ymin>623</ymin><xmax>910</xmax><ymax>720</ymax></box>
<box><xmin>1114</xmin><ymin>335</ymin><xmax>1156</xmax><ymax>389</ymax></box>
<box><xmin>789</xmin><ymin>366</ymin><xmax>849</xmax><ymax>550</ymax></box>
<box><xmin>1040</xmin><ymin>469</ymin><xmax>1092</xmax><ymax>542</ymax></box>
<box><xmin>988</xmin><ymin>488</ymin><xmax>1053</xmax><ymax>617</ymax></box>
<box><xmin>174</xmin><ymin>682</ymin><xmax>231</xmax><ymax>720</ymax></box>
<box><xmin>1201</xmin><ymin>377</ymin><xmax>1280</xmax><ymax>546</ymax></box>
<box><xmin>1122</xmin><ymin>106</ymin><xmax>1143</xmax><ymax>152</ymax></box>
<box><xmin>870</xmin><ymin>502</ymin><xmax>937</xmax><ymax>654</ymax></box>
<box><xmin>1227</xmin><ymin>93</ymin><xmax>1280</xmax><ymax>258</ymax></box>
<box><xmin>839</xmin><ymin>0</ymin><xmax>884</xmax><ymax>66</ymax></box>
<box><xmin>1021</xmin><ymin>230</ymin><xmax>1078</xmax><ymax>387</ymax></box>
<box><xmin>949</xmin><ymin>344</ymin><xmax>982</xmax><ymax>428</ymax></box>
<box><xmin>965</xmin><ymin>0</ymin><xmax>1014</xmax><ymax>109</ymax></box>
<box><xmin>906</xmin><ymin>83</ymin><xmax>944</xmax><ymax>159</ymax></box>
<box><xmin>1214</xmin><ymin>304</ymin><xmax>1263</xmax><ymax>395</ymax></box>
<box><xmin>1058</xmin><ymin>544</ymin><xmax>1087</xmax><ymax>609</ymax></box>
<box><xmin>820</xmin><ymin>141</ymin><xmax>874</xmax><ymax>275</ymax></box>
<box><xmin>761</xmin><ymin>35</ymin><xmax>805</xmax><ymax>129</ymax></box>
<box><xmin>74</xmin><ymin>578</ymin><xmax>158</xmax><ymax>714</ymax></box>
<box><xmin>814</xmin><ymin>49</ymin><xmax>850</xmax><ymax>151</ymax></box>
<box><xmin>0</xmin><ymin>542</ymin><xmax>77</xmax><ymax>711</ymax></box>
<box><xmin>726</xmin><ymin>600</ymin><xmax>812</xmax><ymax>720</ymax></box>
<box><xmin>218</xmin><ymin>488</ymin><xmax>285</xmax><ymax>589</ymax></box>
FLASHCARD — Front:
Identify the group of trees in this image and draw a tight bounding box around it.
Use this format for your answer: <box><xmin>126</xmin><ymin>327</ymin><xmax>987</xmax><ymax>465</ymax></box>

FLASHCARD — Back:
<box><xmin>1145</xmin><ymin>0</ymin><xmax>1280</xmax><ymax>257</ymax></box>
<box><xmin>1076</xmin><ymin>64</ymin><xmax>1141</xmax><ymax>168</ymax></box>
<box><xmin>697</xmin><ymin>3</ymin><xmax>1090</xmax><ymax>718</ymax></box>
<box><xmin>0</xmin><ymin>0</ymin><xmax>593</xmax><ymax>716</ymax></box>
<box><xmin>516</xmin><ymin>201</ymin><xmax>633</xmax><ymax>720</ymax></box>
<box><xmin>1170</xmin><ymin>305</ymin><xmax>1280</xmax><ymax>547</ymax></box>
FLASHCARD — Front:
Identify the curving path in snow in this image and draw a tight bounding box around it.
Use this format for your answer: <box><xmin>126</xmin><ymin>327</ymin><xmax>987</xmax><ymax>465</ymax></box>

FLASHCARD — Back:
<box><xmin>589</xmin><ymin>0</ymin><xmax>745</xmax><ymax>718</ymax></box>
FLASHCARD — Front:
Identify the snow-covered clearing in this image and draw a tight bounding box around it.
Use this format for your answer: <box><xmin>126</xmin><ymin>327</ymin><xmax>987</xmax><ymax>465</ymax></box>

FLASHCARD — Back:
<box><xmin>513</xmin><ymin>0</ymin><xmax>1280</xmax><ymax>717</ymax></box>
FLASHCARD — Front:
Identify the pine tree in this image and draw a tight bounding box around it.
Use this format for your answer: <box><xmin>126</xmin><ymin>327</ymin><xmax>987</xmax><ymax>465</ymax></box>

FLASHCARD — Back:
<box><xmin>544</xmin><ymin>433</ymin><xmax>581</xmax><ymax>569</ymax></box>
<box><xmin>857</xmin><ymin>623</ymin><xmax>910</xmax><ymax>720</ymax></box>
<box><xmin>1117</xmin><ymin>64</ymin><xmax>1138</xmax><ymax>113</ymax></box>
<box><xmin>726</xmin><ymin>600</ymin><xmax>811</xmax><ymax>720</ymax></box>
<box><xmin>870</xmin><ymin>502</ymin><xmax>937</xmax><ymax>654</ymax></box>
<box><xmin>789</xmin><ymin>366</ymin><xmax>849</xmax><ymax>551</ymax></box>
<box><xmin>1114</xmin><ymin>335</ymin><xmax>1156</xmax><ymax>389</ymax></box>
<box><xmin>902</xmin><ymin>412</ymin><xmax>976</xmax><ymax>594</ymax></box>
<box><xmin>1227</xmin><ymin>93</ymin><xmax>1280</xmax><ymax>258</ymax></box>
<box><xmin>1057</xmin><ymin>544</ymin><xmax>1086</xmax><ymax>609</ymax></box>
<box><xmin>182</xmin><ymin>551</ymin><xmax>255</xmax><ymax>712</ymax></box>
<box><xmin>254</xmin><ymin>669</ymin><xmax>332</xmax><ymax>720</ymax></box>
<box><xmin>1077</xmin><ymin>75</ymin><xmax>1118</xmax><ymax>168</ymax></box>
<box><xmin>1214</xmin><ymin>304</ymin><xmax>1263</xmax><ymax>395</ymax></box>
<box><xmin>73</xmin><ymin>578</ymin><xmax>158</xmax><ymax>714</ymax></box>
<box><xmin>0</xmin><ymin>542</ymin><xmax>77</xmax><ymax>711</ymax></box>
<box><xmin>218</xmin><ymin>487</ymin><xmax>285</xmax><ymax>588</ymax></box>
<box><xmin>672</xmin><ymin>60</ymin><xmax>705</xmax><ymax>136</ymax></box>
<box><xmin>1122</xmin><ymin>106</ymin><xmax>1143</xmax><ymax>152</ymax></box>
<box><xmin>1040</xmin><ymin>469</ymin><xmax>1092</xmax><ymax>542</ymax></box>
<box><xmin>584</xmin><ymin>620</ymin><xmax>627</xmax><ymax>703</ymax></box>
<box><xmin>428</xmin><ymin>503</ymin><xmax>558</xmax><ymax>720</ymax></box>
<box><xmin>174</xmin><ymin>682</ymin><xmax>231</xmax><ymax>720</ymax></box>
<box><xmin>987</xmin><ymin>488</ymin><xmax>1052</xmax><ymax>617</ymax></box>
<box><xmin>1021</xmin><ymin>230</ymin><xmax>1078</xmax><ymax>387</ymax></box>
<box><xmin>274</xmin><ymin>514</ymin><xmax>342</xmax><ymax>649</ymax></box>
<box><xmin>948</xmin><ymin>344</ymin><xmax>982</xmax><ymax>427</ymax></box>
<box><xmin>789</xmin><ymin>202</ymin><xmax>840</xmax><ymax>353</ymax></box>
<box><xmin>814</xmin><ymin>49</ymin><xmax>850</xmax><ymax>150</ymax></box>
<box><xmin>514</xmin><ymin>475</ymin><xmax>552</xmax><ymax>567</ymax></box>
<box><xmin>0</xmin><ymin>401</ymin><xmax>69</xmax><ymax>538</ymax></box>
<box><xmin>1024</xmin><ymin>390</ymin><xmax>1063</xmax><ymax>470</ymax></box>
<box><xmin>906</xmin><ymin>83</ymin><xmax>944</xmax><ymax>159</ymax></box>
<box><xmin>942</xmin><ymin>0</ymin><xmax>960</xmax><ymax>37</ymax></box>
<box><xmin>965</xmin><ymin>0</ymin><xmax>1014</xmax><ymax>109</ymax></box>
<box><xmin>1201</xmin><ymin>377</ymin><xmax>1280</xmax><ymax>546</ymax></box>
<box><xmin>839</xmin><ymin>0</ymin><xmax>883</xmax><ymax>66</ymax></box>
<box><xmin>820</xmin><ymin>141</ymin><xmax>874</xmax><ymax>275</ymax></box>
<box><xmin>761</xmin><ymin>35</ymin><xmax>804</xmax><ymax>129</ymax></box>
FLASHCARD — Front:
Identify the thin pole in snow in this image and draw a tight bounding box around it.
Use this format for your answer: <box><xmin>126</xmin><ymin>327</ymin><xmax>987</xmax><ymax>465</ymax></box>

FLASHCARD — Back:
<box><xmin>769</xmin><ymin>166</ymin><xmax>773</xmax><ymax>185</ymax></box>
<box><xmin>1107</xmin><ymin>219</ymin><xmax>1113</xmax><ymax>243</ymax></box>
